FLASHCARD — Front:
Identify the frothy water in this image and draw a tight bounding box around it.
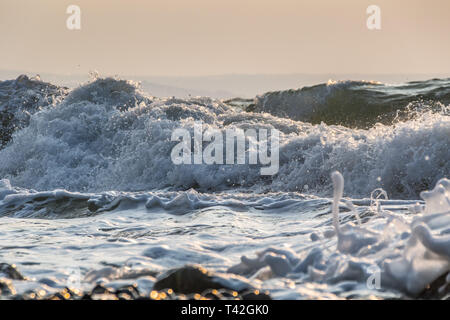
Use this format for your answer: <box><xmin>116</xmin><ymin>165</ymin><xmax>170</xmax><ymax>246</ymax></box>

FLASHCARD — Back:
<box><xmin>0</xmin><ymin>76</ymin><xmax>448</xmax><ymax>198</ymax></box>
<box><xmin>0</xmin><ymin>76</ymin><xmax>448</xmax><ymax>299</ymax></box>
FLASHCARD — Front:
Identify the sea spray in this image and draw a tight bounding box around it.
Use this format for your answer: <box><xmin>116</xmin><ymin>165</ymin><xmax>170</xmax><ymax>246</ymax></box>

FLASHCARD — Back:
<box><xmin>229</xmin><ymin>172</ymin><xmax>450</xmax><ymax>297</ymax></box>
<box><xmin>0</xmin><ymin>77</ymin><xmax>448</xmax><ymax>198</ymax></box>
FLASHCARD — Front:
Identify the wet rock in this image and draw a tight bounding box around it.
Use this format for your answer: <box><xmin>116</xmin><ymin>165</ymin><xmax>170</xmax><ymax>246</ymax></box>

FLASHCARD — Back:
<box><xmin>201</xmin><ymin>289</ymin><xmax>227</xmax><ymax>300</ymax></box>
<box><xmin>153</xmin><ymin>265</ymin><xmax>255</xmax><ymax>295</ymax></box>
<box><xmin>81</xmin><ymin>284</ymin><xmax>118</xmax><ymax>300</ymax></box>
<box><xmin>113</xmin><ymin>284</ymin><xmax>141</xmax><ymax>300</ymax></box>
<box><xmin>13</xmin><ymin>283</ymin><xmax>270</xmax><ymax>300</ymax></box>
<box><xmin>3</xmin><ymin>263</ymin><xmax>270</xmax><ymax>300</ymax></box>
<box><xmin>418</xmin><ymin>272</ymin><xmax>450</xmax><ymax>300</ymax></box>
<box><xmin>83</xmin><ymin>284</ymin><xmax>143</xmax><ymax>300</ymax></box>
<box><xmin>241</xmin><ymin>289</ymin><xmax>272</xmax><ymax>300</ymax></box>
<box><xmin>90</xmin><ymin>284</ymin><xmax>113</xmax><ymax>295</ymax></box>
<box><xmin>0</xmin><ymin>263</ymin><xmax>26</xmax><ymax>280</ymax></box>
<box><xmin>0</xmin><ymin>278</ymin><xmax>16</xmax><ymax>296</ymax></box>
<box><xmin>47</xmin><ymin>288</ymin><xmax>82</xmax><ymax>300</ymax></box>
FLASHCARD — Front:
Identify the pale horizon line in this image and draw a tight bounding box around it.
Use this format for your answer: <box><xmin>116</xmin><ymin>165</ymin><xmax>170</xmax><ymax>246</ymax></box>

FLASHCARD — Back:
<box><xmin>1</xmin><ymin>68</ymin><xmax>449</xmax><ymax>80</ymax></box>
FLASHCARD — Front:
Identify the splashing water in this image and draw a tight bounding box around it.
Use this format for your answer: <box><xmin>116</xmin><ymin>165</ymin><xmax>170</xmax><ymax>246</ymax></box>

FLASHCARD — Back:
<box><xmin>0</xmin><ymin>77</ymin><xmax>448</xmax><ymax>199</ymax></box>
<box><xmin>229</xmin><ymin>171</ymin><xmax>450</xmax><ymax>297</ymax></box>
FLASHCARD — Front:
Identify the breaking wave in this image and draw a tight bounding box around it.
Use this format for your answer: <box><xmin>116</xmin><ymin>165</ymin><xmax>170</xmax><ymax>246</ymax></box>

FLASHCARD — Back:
<box><xmin>249</xmin><ymin>79</ymin><xmax>450</xmax><ymax>128</ymax></box>
<box><xmin>0</xmin><ymin>76</ymin><xmax>448</xmax><ymax>199</ymax></box>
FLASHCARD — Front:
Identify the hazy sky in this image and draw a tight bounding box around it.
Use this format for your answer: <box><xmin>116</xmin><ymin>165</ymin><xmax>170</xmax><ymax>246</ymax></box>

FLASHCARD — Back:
<box><xmin>1</xmin><ymin>0</ymin><xmax>449</xmax><ymax>77</ymax></box>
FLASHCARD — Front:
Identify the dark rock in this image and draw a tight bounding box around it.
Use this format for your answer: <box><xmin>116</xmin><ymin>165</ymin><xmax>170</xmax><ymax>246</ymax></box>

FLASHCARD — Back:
<box><xmin>0</xmin><ymin>263</ymin><xmax>26</xmax><ymax>280</ymax></box>
<box><xmin>241</xmin><ymin>289</ymin><xmax>272</xmax><ymax>300</ymax></box>
<box><xmin>201</xmin><ymin>289</ymin><xmax>226</xmax><ymax>300</ymax></box>
<box><xmin>0</xmin><ymin>278</ymin><xmax>16</xmax><ymax>296</ymax></box>
<box><xmin>153</xmin><ymin>265</ymin><xmax>255</xmax><ymax>295</ymax></box>
<box><xmin>146</xmin><ymin>288</ymin><xmax>188</xmax><ymax>300</ymax></box>
<box><xmin>47</xmin><ymin>288</ymin><xmax>80</xmax><ymax>300</ymax></box>
<box><xmin>114</xmin><ymin>284</ymin><xmax>141</xmax><ymax>300</ymax></box>
<box><xmin>11</xmin><ymin>281</ymin><xmax>271</xmax><ymax>300</ymax></box>
<box><xmin>418</xmin><ymin>272</ymin><xmax>450</xmax><ymax>300</ymax></box>
<box><xmin>2</xmin><ymin>264</ymin><xmax>271</xmax><ymax>300</ymax></box>
<box><xmin>90</xmin><ymin>284</ymin><xmax>113</xmax><ymax>295</ymax></box>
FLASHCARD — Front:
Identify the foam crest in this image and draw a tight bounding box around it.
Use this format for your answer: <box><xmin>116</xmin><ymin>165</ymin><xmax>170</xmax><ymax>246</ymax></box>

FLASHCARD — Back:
<box><xmin>0</xmin><ymin>75</ymin><xmax>68</xmax><ymax>147</ymax></box>
<box><xmin>420</xmin><ymin>178</ymin><xmax>450</xmax><ymax>214</ymax></box>
<box><xmin>230</xmin><ymin>172</ymin><xmax>450</xmax><ymax>296</ymax></box>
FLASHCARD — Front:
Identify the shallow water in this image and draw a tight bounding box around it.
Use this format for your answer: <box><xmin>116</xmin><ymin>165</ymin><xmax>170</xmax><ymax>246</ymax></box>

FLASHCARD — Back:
<box><xmin>0</xmin><ymin>188</ymin><xmax>415</xmax><ymax>298</ymax></box>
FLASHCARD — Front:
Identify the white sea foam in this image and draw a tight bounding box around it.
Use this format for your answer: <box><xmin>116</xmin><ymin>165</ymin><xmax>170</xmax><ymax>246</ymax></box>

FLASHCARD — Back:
<box><xmin>0</xmin><ymin>78</ymin><xmax>448</xmax><ymax>199</ymax></box>
<box><xmin>229</xmin><ymin>172</ymin><xmax>450</xmax><ymax>297</ymax></box>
